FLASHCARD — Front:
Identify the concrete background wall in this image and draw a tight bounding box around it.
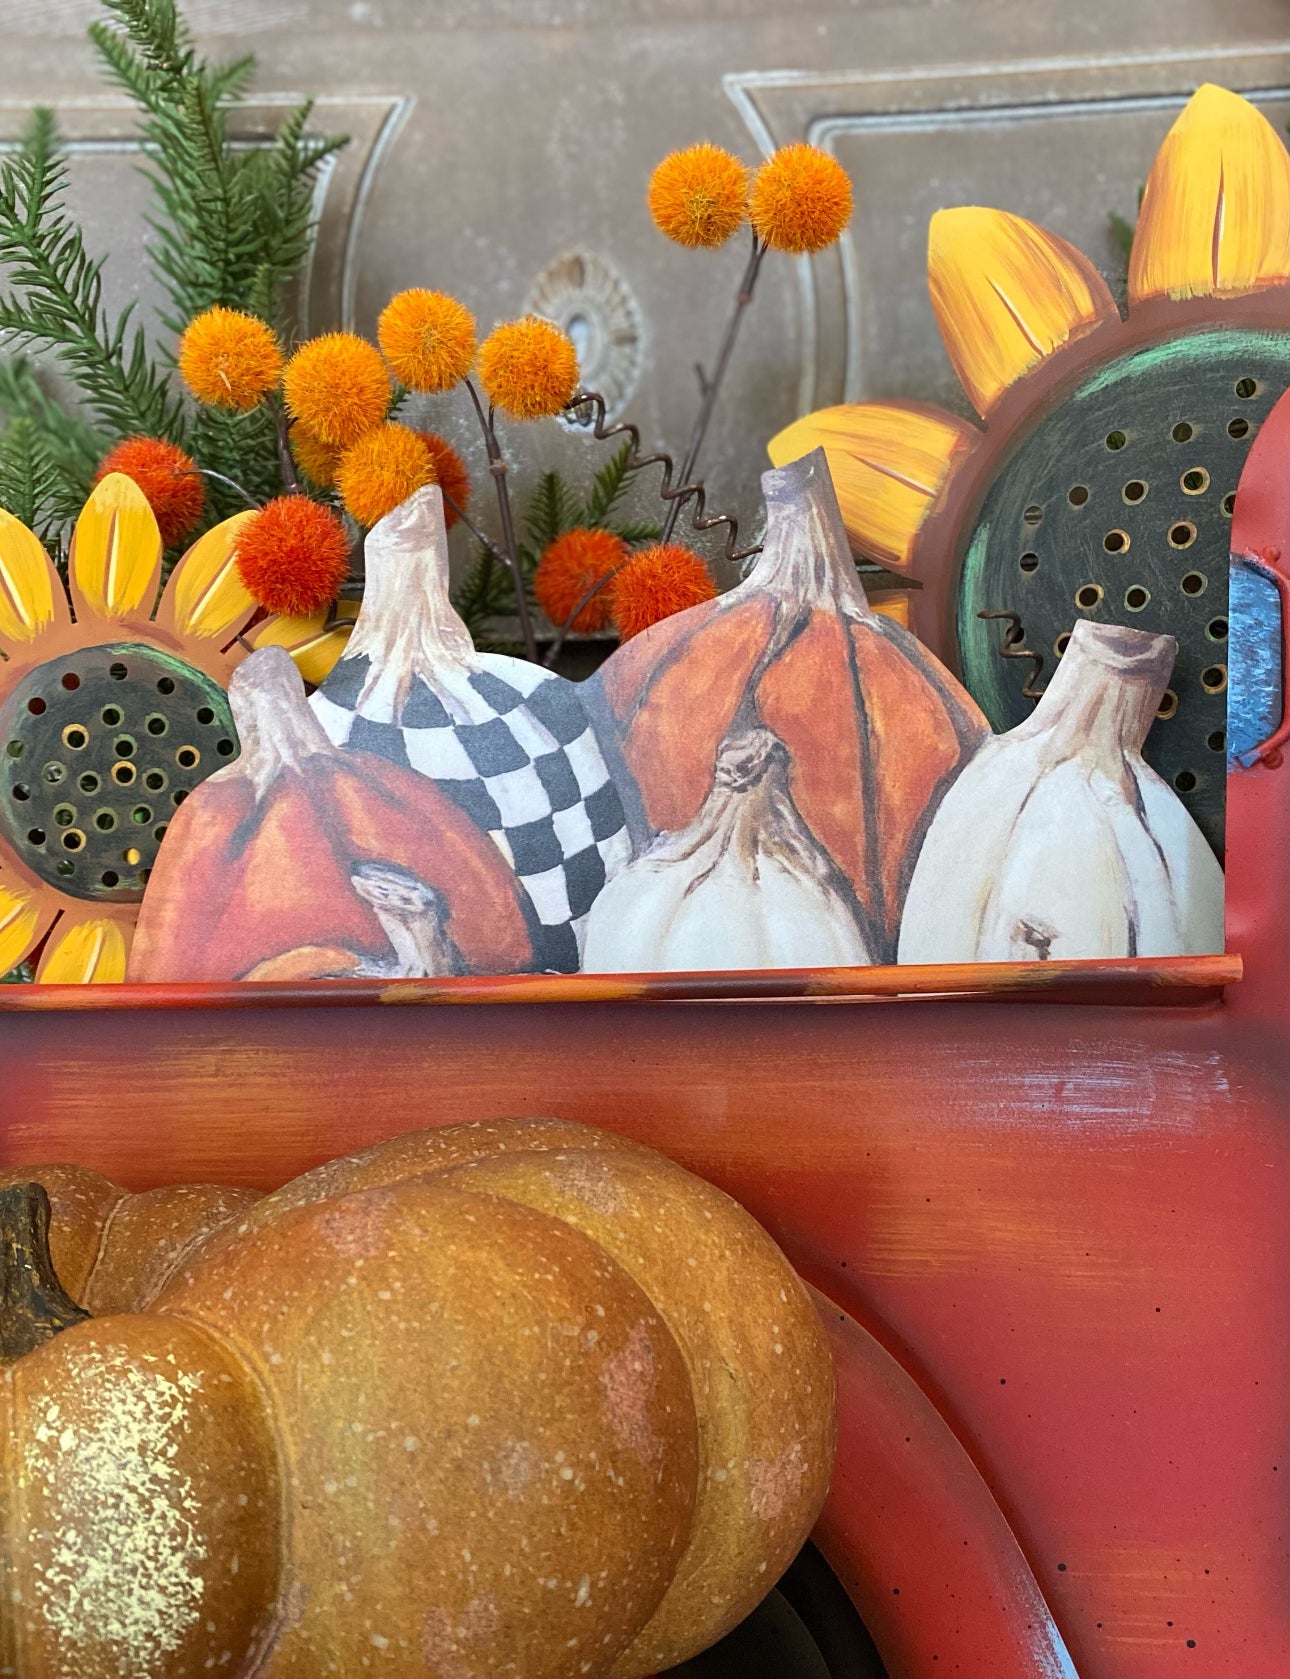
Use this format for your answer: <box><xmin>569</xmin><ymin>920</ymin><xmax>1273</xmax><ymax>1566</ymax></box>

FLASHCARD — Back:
<box><xmin>4</xmin><ymin>0</ymin><xmax>1290</xmax><ymax>579</ymax></box>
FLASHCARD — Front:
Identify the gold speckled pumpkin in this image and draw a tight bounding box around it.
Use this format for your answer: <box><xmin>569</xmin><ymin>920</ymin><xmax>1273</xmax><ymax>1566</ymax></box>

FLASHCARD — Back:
<box><xmin>0</xmin><ymin>1119</ymin><xmax>835</xmax><ymax>1679</ymax></box>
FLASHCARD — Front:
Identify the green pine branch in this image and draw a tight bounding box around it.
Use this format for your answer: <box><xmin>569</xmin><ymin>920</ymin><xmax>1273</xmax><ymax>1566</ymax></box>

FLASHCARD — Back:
<box><xmin>580</xmin><ymin>439</ymin><xmax>635</xmax><ymax>526</ymax></box>
<box><xmin>0</xmin><ymin>355</ymin><xmax>103</xmax><ymax>481</ymax></box>
<box><xmin>0</xmin><ymin>418</ymin><xmax>59</xmax><ymax>533</ymax></box>
<box><xmin>524</xmin><ymin>469</ymin><xmax>577</xmax><ymax>552</ymax></box>
<box><xmin>1108</xmin><ymin>211</ymin><xmax>1136</xmax><ymax>265</ymax></box>
<box><xmin>453</xmin><ymin>547</ymin><xmax>520</xmax><ymax>643</ymax></box>
<box><xmin>0</xmin><ymin>108</ymin><xmax>183</xmax><ymax>441</ymax></box>
<box><xmin>608</xmin><ymin>519</ymin><xmax>662</xmax><ymax>544</ymax></box>
<box><xmin>90</xmin><ymin>0</ymin><xmax>346</xmax><ymax>335</ymax></box>
<box><xmin>189</xmin><ymin>401</ymin><xmax>284</xmax><ymax>517</ymax></box>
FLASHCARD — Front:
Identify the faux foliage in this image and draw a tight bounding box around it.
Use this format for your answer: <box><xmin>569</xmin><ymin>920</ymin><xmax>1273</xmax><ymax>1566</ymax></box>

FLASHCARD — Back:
<box><xmin>0</xmin><ymin>0</ymin><xmax>346</xmax><ymax>553</ymax></box>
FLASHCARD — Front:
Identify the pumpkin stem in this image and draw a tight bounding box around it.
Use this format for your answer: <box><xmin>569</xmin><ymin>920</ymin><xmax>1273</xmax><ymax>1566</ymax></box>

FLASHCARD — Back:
<box><xmin>0</xmin><ymin>1183</ymin><xmax>90</xmax><ymax>1364</ymax></box>
<box><xmin>227</xmin><ymin>645</ymin><xmax>338</xmax><ymax>801</ymax></box>
<box><xmin>342</xmin><ymin>485</ymin><xmax>478</xmax><ymax>720</ymax></box>
<box><xmin>1012</xmin><ymin>619</ymin><xmax>1175</xmax><ymax>761</ymax></box>
<box><xmin>751</xmin><ymin>447</ymin><xmax>875</xmax><ymax>618</ymax></box>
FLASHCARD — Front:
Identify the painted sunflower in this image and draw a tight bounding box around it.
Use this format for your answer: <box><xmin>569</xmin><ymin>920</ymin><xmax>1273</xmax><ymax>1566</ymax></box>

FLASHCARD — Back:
<box><xmin>770</xmin><ymin>83</ymin><xmax>1290</xmax><ymax>855</ymax></box>
<box><xmin>0</xmin><ymin>473</ymin><xmax>351</xmax><ymax>981</ymax></box>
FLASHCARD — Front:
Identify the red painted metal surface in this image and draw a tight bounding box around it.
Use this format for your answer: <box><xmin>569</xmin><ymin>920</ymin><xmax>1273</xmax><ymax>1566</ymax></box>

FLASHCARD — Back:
<box><xmin>5</xmin><ymin>416</ymin><xmax>1290</xmax><ymax>1678</ymax></box>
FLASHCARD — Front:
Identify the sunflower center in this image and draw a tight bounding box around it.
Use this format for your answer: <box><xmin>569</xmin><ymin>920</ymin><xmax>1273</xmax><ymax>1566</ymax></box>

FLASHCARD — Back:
<box><xmin>957</xmin><ymin>326</ymin><xmax>1290</xmax><ymax>858</ymax></box>
<box><xmin>0</xmin><ymin>643</ymin><xmax>237</xmax><ymax>903</ymax></box>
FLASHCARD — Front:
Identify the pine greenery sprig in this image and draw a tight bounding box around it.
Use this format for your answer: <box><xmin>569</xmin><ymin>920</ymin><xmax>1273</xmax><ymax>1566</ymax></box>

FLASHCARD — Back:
<box><xmin>89</xmin><ymin>0</ymin><xmax>344</xmax><ymax>335</ymax></box>
<box><xmin>0</xmin><ymin>108</ymin><xmax>184</xmax><ymax>442</ymax></box>
<box><xmin>0</xmin><ymin>419</ymin><xmax>62</xmax><ymax>542</ymax></box>
<box><xmin>0</xmin><ymin>355</ymin><xmax>102</xmax><ymax>548</ymax></box>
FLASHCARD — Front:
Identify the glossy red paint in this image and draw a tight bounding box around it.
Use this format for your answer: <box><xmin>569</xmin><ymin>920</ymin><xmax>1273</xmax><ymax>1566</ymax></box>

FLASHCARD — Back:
<box><xmin>4</xmin><ymin>420</ymin><xmax>1290</xmax><ymax>1678</ymax></box>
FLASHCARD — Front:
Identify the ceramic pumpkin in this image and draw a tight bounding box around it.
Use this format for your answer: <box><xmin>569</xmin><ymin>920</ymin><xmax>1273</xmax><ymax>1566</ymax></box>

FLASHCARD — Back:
<box><xmin>1</xmin><ymin>1118</ymin><xmax>836</xmax><ymax>1679</ymax></box>
<box><xmin>0</xmin><ymin>1160</ymin><xmax>261</xmax><ymax>1313</ymax></box>
<box><xmin>581</xmin><ymin>448</ymin><xmax>989</xmax><ymax>961</ymax></box>
<box><xmin>127</xmin><ymin>645</ymin><xmax>536</xmax><ymax>982</ymax></box>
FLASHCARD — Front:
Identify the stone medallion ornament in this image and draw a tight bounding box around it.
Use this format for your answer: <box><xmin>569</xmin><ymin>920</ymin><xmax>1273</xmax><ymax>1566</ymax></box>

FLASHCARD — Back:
<box><xmin>524</xmin><ymin>250</ymin><xmax>644</xmax><ymax>425</ymax></box>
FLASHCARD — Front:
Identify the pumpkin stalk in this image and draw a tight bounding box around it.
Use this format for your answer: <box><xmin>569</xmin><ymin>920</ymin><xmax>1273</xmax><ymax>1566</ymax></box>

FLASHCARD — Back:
<box><xmin>227</xmin><ymin>646</ymin><xmax>337</xmax><ymax>801</ymax></box>
<box><xmin>0</xmin><ymin>1183</ymin><xmax>90</xmax><ymax>1365</ymax></box>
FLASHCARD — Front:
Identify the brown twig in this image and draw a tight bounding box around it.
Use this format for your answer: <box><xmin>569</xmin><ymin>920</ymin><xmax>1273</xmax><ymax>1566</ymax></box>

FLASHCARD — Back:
<box><xmin>565</xmin><ymin>389</ymin><xmax>760</xmax><ymax>567</ymax></box>
<box><xmin>542</xmin><ymin>556</ymin><xmax>634</xmax><ymax>670</ymax></box>
<box><xmin>660</xmin><ymin>231</ymin><xmax>767</xmax><ymax>544</ymax></box>
<box><xmin>441</xmin><ymin>488</ymin><xmax>511</xmax><ymax>572</ymax></box>
<box><xmin>271</xmin><ymin>397</ymin><xmax>303</xmax><ymax>496</ymax></box>
<box><xmin>187</xmin><ymin>467</ymin><xmax>261</xmax><ymax>511</ymax></box>
<box><xmin>464</xmin><ymin>378</ymin><xmax>539</xmax><ymax>663</ymax></box>
<box><xmin>977</xmin><ymin>610</ymin><xmax>1045</xmax><ymax>699</ymax></box>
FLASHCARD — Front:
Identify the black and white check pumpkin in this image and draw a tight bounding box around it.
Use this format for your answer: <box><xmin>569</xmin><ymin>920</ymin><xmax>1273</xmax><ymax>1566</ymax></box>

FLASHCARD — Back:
<box><xmin>310</xmin><ymin>488</ymin><xmax>630</xmax><ymax>973</ymax></box>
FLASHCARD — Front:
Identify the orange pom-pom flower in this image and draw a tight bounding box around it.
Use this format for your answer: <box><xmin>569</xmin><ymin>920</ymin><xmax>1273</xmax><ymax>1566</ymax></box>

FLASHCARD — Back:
<box><xmin>289</xmin><ymin>422</ymin><xmax>342</xmax><ymax>489</ymax></box>
<box><xmin>609</xmin><ymin>543</ymin><xmax>716</xmax><ymax>640</ymax></box>
<box><xmin>378</xmin><ymin>289</ymin><xmax>476</xmax><ymax>393</ymax></box>
<box><xmin>749</xmin><ymin>143</ymin><xmax>852</xmax><ymax>255</ymax></box>
<box><xmin>478</xmin><ymin>317</ymin><xmax>579</xmax><ymax>420</ymax></box>
<box><xmin>535</xmin><ymin>527</ymin><xmax>629</xmax><ymax>634</ymax></box>
<box><xmin>648</xmin><ymin>143</ymin><xmax>749</xmax><ymax>249</ymax></box>
<box><xmin>416</xmin><ymin>431</ymin><xmax>471</xmax><ymax>528</ymax></box>
<box><xmin>234</xmin><ymin>495</ymin><xmax>350</xmax><ymax>616</ymax></box>
<box><xmin>178</xmin><ymin>307</ymin><xmax>284</xmax><ymax>411</ymax></box>
<box><xmin>95</xmin><ymin>437</ymin><xmax>205</xmax><ymax>548</ymax></box>
<box><xmin>336</xmin><ymin>422</ymin><xmax>436</xmax><ymax>527</ymax></box>
<box><xmin>283</xmin><ymin>333</ymin><xmax>391</xmax><ymax>447</ymax></box>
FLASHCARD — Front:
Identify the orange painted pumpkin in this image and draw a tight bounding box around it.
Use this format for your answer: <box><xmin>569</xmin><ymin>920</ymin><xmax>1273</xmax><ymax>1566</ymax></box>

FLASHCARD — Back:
<box><xmin>2</xmin><ymin>1119</ymin><xmax>835</xmax><ymax>1679</ymax></box>
<box><xmin>128</xmin><ymin>645</ymin><xmax>536</xmax><ymax>981</ymax></box>
<box><xmin>583</xmin><ymin>449</ymin><xmax>989</xmax><ymax>958</ymax></box>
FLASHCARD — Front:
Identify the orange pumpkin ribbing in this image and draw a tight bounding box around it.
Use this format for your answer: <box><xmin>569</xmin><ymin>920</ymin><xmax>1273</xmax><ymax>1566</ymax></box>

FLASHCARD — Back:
<box><xmin>618</xmin><ymin>596</ymin><xmax>775</xmax><ymax>834</ymax></box>
<box><xmin>755</xmin><ymin>611</ymin><xmax>873</xmax><ymax>909</ymax></box>
<box><xmin>852</xmin><ymin>622</ymin><xmax>987</xmax><ymax>941</ymax></box>
<box><xmin>5</xmin><ymin>1119</ymin><xmax>837</xmax><ymax>1679</ymax></box>
<box><xmin>129</xmin><ymin>649</ymin><xmax>537</xmax><ymax>983</ymax></box>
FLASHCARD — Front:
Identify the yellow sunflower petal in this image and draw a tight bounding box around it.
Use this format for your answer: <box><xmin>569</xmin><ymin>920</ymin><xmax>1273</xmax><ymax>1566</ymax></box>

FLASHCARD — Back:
<box><xmin>163</xmin><ymin>510</ymin><xmax>259</xmax><ymax>641</ymax></box>
<box><xmin>69</xmin><ymin>472</ymin><xmax>164</xmax><ymax>623</ymax></box>
<box><xmin>251</xmin><ymin>600</ymin><xmax>358</xmax><ymax>687</ymax></box>
<box><xmin>768</xmin><ymin>402</ymin><xmax>975</xmax><ymax>572</ymax></box>
<box><xmin>0</xmin><ymin>510</ymin><xmax>65</xmax><ymax>645</ymax></box>
<box><xmin>1129</xmin><ymin>84</ymin><xmax>1290</xmax><ymax>304</ymax></box>
<box><xmin>928</xmin><ymin>208</ymin><xmax>1117</xmax><ymax>416</ymax></box>
<box><xmin>866</xmin><ymin>589</ymin><xmax>912</xmax><ymax>627</ymax></box>
<box><xmin>0</xmin><ymin>880</ymin><xmax>51</xmax><ymax>973</ymax></box>
<box><xmin>36</xmin><ymin>913</ymin><xmax>128</xmax><ymax>984</ymax></box>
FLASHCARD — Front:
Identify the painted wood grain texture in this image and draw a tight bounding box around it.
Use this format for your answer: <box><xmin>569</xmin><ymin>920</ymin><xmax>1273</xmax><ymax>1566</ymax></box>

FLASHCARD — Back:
<box><xmin>813</xmin><ymin>1292</ymin><xmax>1078</xmax><ymax>1679</ymax></box>
<box><xmin>0</xmin><ymin>955</ymin><xmax>1241</xmax><ymax>1011</ymax></box>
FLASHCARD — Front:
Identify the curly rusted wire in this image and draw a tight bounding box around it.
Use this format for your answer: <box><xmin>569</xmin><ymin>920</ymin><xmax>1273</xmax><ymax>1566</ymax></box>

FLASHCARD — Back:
<box><xmin>976</xmin><ymin>609</ymin><xmax>1045</xmax><ymax>699</ymax></box>
<box><xmin>567</xmin><ymin>388</ymin><xmax>762</xmax><ymax>566</ymax></box>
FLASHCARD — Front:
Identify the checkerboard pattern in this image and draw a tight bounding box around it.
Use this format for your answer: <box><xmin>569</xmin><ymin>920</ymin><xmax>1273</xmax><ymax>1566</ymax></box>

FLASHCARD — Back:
<box><xmin>312</xmin><ymin>652</ymin><xmax>631</xmax><ymax>972</ymax></box>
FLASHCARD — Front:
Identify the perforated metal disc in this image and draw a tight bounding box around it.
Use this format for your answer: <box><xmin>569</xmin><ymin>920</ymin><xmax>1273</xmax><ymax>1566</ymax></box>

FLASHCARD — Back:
<box><xmin>0</xmin><ymin>642</ymin><xmax>237</xmax><ymax>902</ymax></box>
<box><xmin>957</xmin><ymin>327</ymin><xmax>1290</xmax><ymax>857</ymax></box>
